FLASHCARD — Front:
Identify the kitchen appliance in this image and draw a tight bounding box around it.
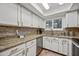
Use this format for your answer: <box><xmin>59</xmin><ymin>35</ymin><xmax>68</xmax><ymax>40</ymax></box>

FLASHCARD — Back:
<box><xmin>36</xmin><ymin>37</ymin><xmax>43</xmax><ymax>55</ymax></box>
<box><xmin>16</xmin><ymin>30</ymin><xmax>26</xmax><ymax>38</ymax></box>
<box><xmin>72</xmin><ymin>39</ymin><xmax>79</xmax><ymax>56</ymax></box>
<box><xmin>37</xmin><ymin>29</ymin><xmax>42</xmax><ymax>34</ymax></box>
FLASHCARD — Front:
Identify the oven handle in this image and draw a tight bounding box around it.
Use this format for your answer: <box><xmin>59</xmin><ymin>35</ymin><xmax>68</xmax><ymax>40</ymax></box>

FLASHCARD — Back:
<box><xmin>72</xmin><ymin>41</ymin><xmax>79</xmax><ymax>48</ymax></box>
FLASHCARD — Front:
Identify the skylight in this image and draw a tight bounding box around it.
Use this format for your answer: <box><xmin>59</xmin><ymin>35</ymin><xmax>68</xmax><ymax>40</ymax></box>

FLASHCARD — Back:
<box><xmin>42</xmin><ymin>3</ymin><xmax>49</xmax><ymax>9</ymax></box>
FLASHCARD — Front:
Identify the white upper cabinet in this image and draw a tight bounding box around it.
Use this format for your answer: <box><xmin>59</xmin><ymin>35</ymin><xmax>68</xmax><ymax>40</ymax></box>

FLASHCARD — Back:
<box><xmin>21</xmin><ymin>6</ymin><xmax>45</xmax><ymax>28</ymax></box>
<box><xmin>42</xmin><ymin>19</ymin><xmax>45</xmax><ymax>28</ymax></box>
<box><xmin>32</xmin><ymin>14</ymin><xmax>45</xmax><ymax>28</ymax></box>
<box><xmin>22</xmin><ymin>7</ymin><xmax>32</xmax><ymax>27</ymax></box>
<box><xmin>0</xmin><ymin>3</ymin><xmax>45</xmax><ymax>28</ymax></box>
<box><xmin>32</xmin><ymin>14</ymin><xmax>40</xmax><ymax>28</ymax></box>
<box><xmin>38</xmin><ymin>17</ymin><xmax>41</xmax><ymax>28</ymax></box>
<box><xmin>66</xmin><ymin>11</ymin><xmax>78</xmax><ymax>27</ymax></box>
<box><xmin>0</xmin><ymin>4</ymin><xmax>18</xmax><ymax>26</ymax></box>
<box><xmin>77</xmin><ymin>11</ymin><xmax>79</xmax><ymax>27</ymax></box>
<box><xmin>39</xmin><ymin>18</ymin><xmax>45</xmax><ymax>28</ymax></box>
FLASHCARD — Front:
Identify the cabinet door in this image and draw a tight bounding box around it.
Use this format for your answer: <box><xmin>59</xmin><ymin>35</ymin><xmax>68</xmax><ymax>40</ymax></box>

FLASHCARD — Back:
<box><xmin>32</xmin><ymin>14</ymin><xmax>38</xmax><ymax>27</ymax></box>
<box><xmin>58</xmin><ymin>38</ymin><xmax>62</xmax><ymax>54</ymax></box>
<box><xmin>38</xmin><ymin>17</ymin><xmax>44</xmax><ymax>28</ymax></box>
<box><xmin>26</xmin><ymin>45</ymin><xmax>36</xmax><ymax>56</ymax></box>
<box><xmin>62</xmin><ymin>39</ymin><xmax>69</xmax><ymax>55</ymax></box>
<box><xmin>51</xmin><ymin>37</ymin><xmax>59</xmax><ymax>52</ymax></box>
<box><xmin>0</xmin><ymin>3</ymin><xmax>18</xmax><ymax>25</ymax></box>
<box><xmin>59</xmin><ymin>38</ymin><xmax>69</xmax><ymax>55</ymax></box>
<box><xmin>22</xmin><ymin>7</ymin><xmax>32</xmax><ymax>27</ymax></box>
<box><xmin>66</xmin><ymin>11</ymin><xmax>78</xmax><ymax>27</ymax></box>
<box><xmin>40</xmin><ymin>18</ymin><xmax>45</xmax><ymax>28</ymax></box>
<box><xmin>68</xmin><ymin>39</ymin><xmax>72</xmax><ymax>56</ymax></box>
<box><xmin>42</xmin><ymin>19</ymin><xmax>45</xmax><ymax>28</ymax></box>
<box><xmin>43</xmin><ymin>37</ymin><xmax>51</xmax><ymax>50</ymax></box>
<box><xmin>38</xmin><ymin>17</ymin><xmax>41</xmax><ymax>28</ymax></box>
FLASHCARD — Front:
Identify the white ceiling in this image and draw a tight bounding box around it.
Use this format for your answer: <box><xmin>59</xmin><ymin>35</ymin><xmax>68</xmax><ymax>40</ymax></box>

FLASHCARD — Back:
<box><xmin>37</xmin><ymin>3</ymin><xmax>71</xmax><ymax>14</ymax></box>
<box><xmin>20</xmin><ymin>3</ymin><xmax>79</xmax><ymax>19</ymax></box>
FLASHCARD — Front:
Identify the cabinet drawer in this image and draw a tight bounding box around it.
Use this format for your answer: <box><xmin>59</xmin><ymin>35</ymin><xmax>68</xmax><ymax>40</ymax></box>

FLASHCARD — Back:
<box><xmin>26</xmin><ymin>39</ymin><xmax>36</xmax><ymax>47</ymax></box>
<box><xmin>10</xmin><ymin>49</ymin><xmax>25</xmax><ymax>56</ymax></box>
<box><xmin>9</xmin><ymin>44</ymin><xmax>25</xmax><ymax>56</ymax></box>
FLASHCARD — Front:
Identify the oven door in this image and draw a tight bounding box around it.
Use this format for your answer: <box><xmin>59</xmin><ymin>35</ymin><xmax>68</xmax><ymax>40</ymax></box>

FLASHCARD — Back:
<box><xmin>72</xmin><ymin>41</ymin><xmax>79</xmax><ymax>56</ymax></box>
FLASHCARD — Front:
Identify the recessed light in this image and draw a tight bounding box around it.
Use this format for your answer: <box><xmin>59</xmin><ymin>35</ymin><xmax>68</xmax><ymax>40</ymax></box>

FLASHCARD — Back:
<box><xmin>59</xmin><ymin>3</ymin><xmax>64</xmax><ymax>5</ymax></box>
<box><xmin>42</xmin><ymin>3</ymin><xmax>49</xmax><ymax>10</ymax></box>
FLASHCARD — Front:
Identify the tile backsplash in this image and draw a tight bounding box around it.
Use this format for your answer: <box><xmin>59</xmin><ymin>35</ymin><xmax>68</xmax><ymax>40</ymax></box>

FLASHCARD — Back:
<box><xmin>65</xmin><ymin>27</ymin><xmax>79</xmax><ymax>36</ymax></box>
<box><xmin>44</xmin><ymin>28</ymin><xmax>79</xmax><ymax>36</ymax></box>
<box><xmin>1</xmin><ymin>26</ymin><xmax>79</xmax><ymax>38</ymax></box>
<box><xmin>0</xmin><ymin>26</ymin><xmax>44</xmax><ymax>38</ymax></box>
<box><xmin>44</xmin><ymin>30</ymin><xmax>64</xmax><ymax>36</ymax></box>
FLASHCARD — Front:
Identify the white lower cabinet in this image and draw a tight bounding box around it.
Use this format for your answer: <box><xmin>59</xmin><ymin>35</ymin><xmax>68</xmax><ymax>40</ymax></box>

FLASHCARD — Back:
<box><xmin>67</xmin><ymin>39</ymin><xmax>72</xmax><ymax>56</ymax></box>
<box><xmin>25</xmin><ymin>39</ymin><xmax>36</xmax><ymax>56</ymax></box>
<box><xmin>59</xmin><ymin>38</ymin><xmax>69</xmax><ymax>55</ymax></box>
<box><xmin>58</xmin><ymin>38</ymin><xmax>72</xmax><ymax>56</ymax></box>
<box><xmin>0</xmin><ymin>44</ymin><xmax>25</xmax><ymax>56</ymax></box>
<box><xmin>26</xmin><ymin>45</ymin><xmax>36</xmax><ymax>56</ymax></box>
<box><xmin>43</xmin><ymin>37</ymin><xmax>59</xmax><ymax>52</ymax></box>
<box><xmin>43</xmin><ymin>37</ymin><xmax>51</xmax><ymax>50</ymax></box>
<box><xmin>43</xmin><ymin>36</ymin><xmax>72</xmax><ymax>56</ymax></box>
<box><xmin>0</xmin><ymin>39</ymin><xmax>36</xmax><ymax>56</ymax></box>
<box><xmin>13</xmin><ymin>50</ymin><xmax>25</xmax><ymax>56</ymax></box>
<box><xmin>51</xmin><ymin>37</ymin><xmax>59</xmax><ymax>52</ymax></box>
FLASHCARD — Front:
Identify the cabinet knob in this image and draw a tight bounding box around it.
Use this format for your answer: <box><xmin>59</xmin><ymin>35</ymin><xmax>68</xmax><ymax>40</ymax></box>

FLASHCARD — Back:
<box><xmin>67</xmin><ymin>24</ymin><xmax>68</xmax><ymax>27</ymax></box>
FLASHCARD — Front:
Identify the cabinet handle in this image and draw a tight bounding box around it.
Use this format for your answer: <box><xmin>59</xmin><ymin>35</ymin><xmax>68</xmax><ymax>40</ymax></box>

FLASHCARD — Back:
<box><xmin>31</xmin><ymin>41</ymin><xmax>34</xmax><ymax>45</ymax></box>
<box><xmin>22</xmin><ymin>50</ymin><xmax>25</xmax><ymax>56</ymax></box>
<box><xmin>51</xmin><ymin>40</ymin><xmax>52</xmax><ymax>43</ymax></box>
<box><xmin>67</xmin><ymin>24</ymin><xmax>68</xmax><ymax>27</ymax></box>
<box><xmin>26</xmin><ymin>48</ymin><xmax>29</xmax><ymax>55</ymax></box>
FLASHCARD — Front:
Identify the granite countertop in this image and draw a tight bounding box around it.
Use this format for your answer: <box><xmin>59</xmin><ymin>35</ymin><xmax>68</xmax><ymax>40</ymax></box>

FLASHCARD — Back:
<box><xmin>45</xmin><ymin>35</ymin><xmax>79</xmax><ymax>39</ymax></box>
<box><xmin>1</xmin><ymin>34</ymin><xmax>79</xmax><ymax>52</ymax></box>
<box><xmin>0</xmin><ymin>34</ymin><xmax>45</xmax><ymax>52</ymax></box>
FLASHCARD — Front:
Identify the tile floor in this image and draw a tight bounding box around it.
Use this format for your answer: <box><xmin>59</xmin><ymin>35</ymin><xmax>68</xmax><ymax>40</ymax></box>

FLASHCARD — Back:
<box><xmin>39</xmin><ymin>49</ymin><xmax>63</xmax><ymax>56</ymax></box>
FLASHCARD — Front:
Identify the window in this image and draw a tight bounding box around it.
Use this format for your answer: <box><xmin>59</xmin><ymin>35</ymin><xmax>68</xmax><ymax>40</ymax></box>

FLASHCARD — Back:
<box><xmin>53</xmin><ymin>18</ymin><xmax>62</xmax><ymax>28</ymax></box>
<box><xmin>46</xmin><ymin>20</ymin><xmax>52</xmax><ymax>28</ymax></box>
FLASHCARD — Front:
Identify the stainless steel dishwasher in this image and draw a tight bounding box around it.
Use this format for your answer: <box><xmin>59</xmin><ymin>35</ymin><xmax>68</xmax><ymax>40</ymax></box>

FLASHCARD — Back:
<box><xmin>72</xmin><ymin>39</ymin><xmax>79</xmax><ymax>56</ymax></box>
<box><xmin>36</xmin><ymin>36</ymin><xmax>43</xmax><ymax>55</ymax></box>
